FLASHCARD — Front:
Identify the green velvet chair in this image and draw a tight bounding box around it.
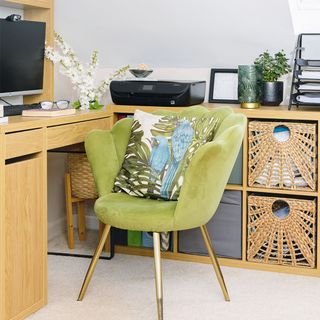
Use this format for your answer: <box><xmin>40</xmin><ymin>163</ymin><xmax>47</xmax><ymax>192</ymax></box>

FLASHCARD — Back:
<box><xmin>78</xmin><ymin>106</ymin><xmax>246</xmax><ymax>320</ymax></box>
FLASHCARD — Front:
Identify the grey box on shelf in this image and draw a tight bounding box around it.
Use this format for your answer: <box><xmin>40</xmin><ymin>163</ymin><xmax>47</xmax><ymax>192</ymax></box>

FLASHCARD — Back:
<box><xmin>227</xmin><ymin>144</ymin><xmax>243</xmax><ymax>185</ymax></box>
<box><xmin>179</xmin><ymin>191</ymin><xmax>242</xmax><ymax>259</ymax></box>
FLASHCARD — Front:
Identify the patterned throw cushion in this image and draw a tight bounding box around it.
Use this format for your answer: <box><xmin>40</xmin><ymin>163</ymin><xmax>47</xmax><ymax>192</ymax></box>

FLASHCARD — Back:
<box><xmin>114</xmin><ymin>109</ymin><xmax>219</xmax><ymax>200</ymax></box>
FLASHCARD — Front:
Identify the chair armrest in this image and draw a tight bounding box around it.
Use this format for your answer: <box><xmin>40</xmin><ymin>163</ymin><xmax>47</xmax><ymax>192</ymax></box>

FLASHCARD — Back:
<box><xmin>173</xmin><ymin>115</ymin><xmax>246</xmax><ymax>230</ymax></box>
<box><xmin>111</xmin><ymin>117</ymin><xmax>133</xmax><ymax>160</ymax></box>
<box><xmin>85</xmin><ymin>118</ymin><xmax>132</xmax><ymax>197</ymax></box>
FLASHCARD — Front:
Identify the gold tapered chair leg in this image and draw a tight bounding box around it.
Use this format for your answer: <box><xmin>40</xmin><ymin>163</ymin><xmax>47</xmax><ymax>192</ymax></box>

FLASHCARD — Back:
<box><xmin>200</xmin><ymin>225</ymin><xmax>230</xmax><ymax>301</ymax></box>
<box><xmin>153</xmin><ymin>232</ymin><xmax>163</xmax><ymax>320</ymax></box>
<box><xmin>77</xmin><ymin>224</ymin><xmax>111</xmax><ymax>301</ymax></box>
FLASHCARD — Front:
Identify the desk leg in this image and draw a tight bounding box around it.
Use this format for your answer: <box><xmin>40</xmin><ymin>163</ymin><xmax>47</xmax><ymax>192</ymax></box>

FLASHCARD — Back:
<box><xmin>65</xmin><ymin>173</ymin><xmax>75</xmax><ymax>249</ymax></box>
<box><xmin>77</xmin><ymin>201</ymin><xmax>87</xmax><ymax>241</ymax></box>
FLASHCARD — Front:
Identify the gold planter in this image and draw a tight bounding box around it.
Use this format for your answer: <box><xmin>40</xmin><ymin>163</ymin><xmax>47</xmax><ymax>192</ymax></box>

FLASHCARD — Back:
<box><xmin>240</xmin><ymin>102</ymin><xmax>260</xmax><ymax>109</ymax></box>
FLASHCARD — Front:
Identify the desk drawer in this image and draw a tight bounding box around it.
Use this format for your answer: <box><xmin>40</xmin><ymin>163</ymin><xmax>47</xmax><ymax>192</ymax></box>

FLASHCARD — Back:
<box><xmin>47</xmin><ymin>117</ymin><xmax>111</xmax><ymax>149</ymax></box>
<box><xmin>5</xmin><ymin>129</ymin><xmax>43</xmax><ymax>159</ymax></box>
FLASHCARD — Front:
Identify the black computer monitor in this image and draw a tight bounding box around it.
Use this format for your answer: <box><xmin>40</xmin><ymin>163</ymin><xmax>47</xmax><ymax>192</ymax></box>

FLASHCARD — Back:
<box><xmin>0</xmin><ymin>19</ymin><xmax>46</xmax><ymax>97</ymax></box>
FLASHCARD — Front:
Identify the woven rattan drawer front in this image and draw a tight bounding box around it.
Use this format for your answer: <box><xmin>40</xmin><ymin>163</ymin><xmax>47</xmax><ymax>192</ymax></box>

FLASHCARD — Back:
<box><xmin>247</xmin><ymin>195</ymin><xmax>316</xmax><ymax>268</ymax></box>
<box><xmin>248</xmin><ymin>120</ymin><xmax>317</xmax><ymax>191</ymax></box>
<box><xmin>47</xmin><ymin>117</ymin><xmax>111</xmax><ymax>149</ymax></box>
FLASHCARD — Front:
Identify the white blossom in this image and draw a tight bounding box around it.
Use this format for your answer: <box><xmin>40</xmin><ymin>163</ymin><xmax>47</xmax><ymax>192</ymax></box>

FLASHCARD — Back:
<box><xmin>45</xmin><ymin>32</ymin><xmax>129</xmax><ymax>110</ymax></box>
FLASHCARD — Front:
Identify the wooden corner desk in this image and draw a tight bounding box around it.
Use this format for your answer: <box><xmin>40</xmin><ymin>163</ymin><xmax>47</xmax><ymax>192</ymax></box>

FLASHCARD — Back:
<box><xmin>0</xmin><ymin>108</ymin><xmax>112</xmax><ymax>320</ymax></box>
<box><xmin>3</xmin><ymin>103</ymin><xmax>320</xmax><ymax>320</ymax></box>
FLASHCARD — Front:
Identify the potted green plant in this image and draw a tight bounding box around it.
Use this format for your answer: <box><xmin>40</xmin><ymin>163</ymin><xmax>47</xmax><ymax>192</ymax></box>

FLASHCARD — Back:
<box><xmin>254</xmin><ymin>50</ymin><xmax>291</xmax><ymax>106</ymax></box>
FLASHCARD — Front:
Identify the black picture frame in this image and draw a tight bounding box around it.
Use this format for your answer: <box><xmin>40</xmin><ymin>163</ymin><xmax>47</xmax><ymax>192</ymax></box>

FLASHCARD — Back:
<box><xmin>208</xmin><ymin>68</ymin><xmax>239</xmax><ymax>103</ymax></box>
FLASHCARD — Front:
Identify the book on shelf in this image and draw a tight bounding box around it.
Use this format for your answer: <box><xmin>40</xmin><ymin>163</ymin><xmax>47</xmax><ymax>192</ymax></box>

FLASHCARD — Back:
<box><xmin>297</xmin><ymin>83</ymin><xmax>320</xmax><ymax>91</ymax></box>
<box><xmin>298</xmin><ymin>71</ymin><xmax>320</xmax><ymax>80</ymax></box>
<box><xmin>296</xmin><ymin>93</ymin><xmax>320</xmax><ymax>104</ymax></box>
<box><xmin>22</xmin><ymin>108</ymin><xmax>76</xmax><ymax>117</ymax></box>
<box><xmin>296</xmin><ymin>58</ymin><xmax>320</xmax><ymax>67</ymax></box>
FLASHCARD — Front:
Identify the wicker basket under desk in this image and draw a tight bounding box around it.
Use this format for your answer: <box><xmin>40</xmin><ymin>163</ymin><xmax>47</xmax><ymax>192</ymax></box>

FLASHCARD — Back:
<box><xmin>248</xmin><ymin>120</ymin><xmax>317</xmax><ymax>191</ymax></box>
<box><xmin>65</xmin><ymin>153</ymin><xmax>114</xmax><ymax>256</ymax></box>
<box><xmin>247</xmin><ymin>194</ymin><xmax>316</xmax><ymax>268</ymax></box>
<box><xmin>67</xmin><ymin>153</ymin><xmax>98</xmax><ymax>199</ymax></box>
<box><xmin>65</xmin><ymin>153</ymin><xmax>98</xmax><ymax>250</ymax></box>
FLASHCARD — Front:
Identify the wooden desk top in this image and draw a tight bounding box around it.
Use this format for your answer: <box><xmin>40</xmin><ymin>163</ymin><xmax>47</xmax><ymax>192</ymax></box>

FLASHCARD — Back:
<box><xmin>108</xmin><ymin>103</ymin><xmax>320</xmax><ymax>121</ymax></box>
<box><xmin>3</xmin><ymin>103</ymin><xmax>319</xmax><ymax>134</ymax></box>
<box><xmin>0</xmin><ymin>108</ymin><xmax>112</xmax><ymax>133</ymax></box>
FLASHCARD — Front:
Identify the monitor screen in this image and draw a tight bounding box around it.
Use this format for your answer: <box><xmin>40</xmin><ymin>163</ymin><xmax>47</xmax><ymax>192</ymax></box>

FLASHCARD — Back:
<box><xmin>0</xmin><ymin>19</ymin><xmax>46</xmax><ymax>97</ymax></box>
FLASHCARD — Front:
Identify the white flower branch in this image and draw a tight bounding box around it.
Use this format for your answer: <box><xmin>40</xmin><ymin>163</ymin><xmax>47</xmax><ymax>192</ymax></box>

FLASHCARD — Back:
<box><xmin>45</xmin><ymin>32</ymin><xmax>129</xmax><ymax>110</ymax></box>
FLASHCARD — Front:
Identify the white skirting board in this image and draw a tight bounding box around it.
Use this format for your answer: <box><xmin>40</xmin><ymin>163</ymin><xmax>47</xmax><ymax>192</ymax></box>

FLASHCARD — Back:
<box><xmin>48</xmin><ymin>215</ymin><xmax>99</xmax><ymax>241</ymax></box>
<box><xmin>48</xmin><ymin>217</ymin><xmax>66</xmax><ymax>242</ymax></box>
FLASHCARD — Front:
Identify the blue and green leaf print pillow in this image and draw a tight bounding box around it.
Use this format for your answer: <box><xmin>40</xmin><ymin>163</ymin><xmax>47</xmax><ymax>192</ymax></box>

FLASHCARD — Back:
<box><xmin>114</xmin><ymin>109</ymin><xmax>219</xmax><ymax>200</ymax></box>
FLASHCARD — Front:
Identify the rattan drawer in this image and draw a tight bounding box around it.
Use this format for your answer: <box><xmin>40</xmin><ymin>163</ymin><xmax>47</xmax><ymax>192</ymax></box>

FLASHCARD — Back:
<box><xmin>248</xmin><ymin>120</ymin><xmax>317</xmax><ymax>191</ymax></box>
<box><xmin>247</xmin><ymin>194</ymin><xmax>316</xmax><ymax>268</ymax></box>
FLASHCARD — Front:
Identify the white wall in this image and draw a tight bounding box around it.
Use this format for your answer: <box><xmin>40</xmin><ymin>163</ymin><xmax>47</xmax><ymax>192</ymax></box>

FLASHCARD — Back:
<box><xmin>0</xmin><ymin>6</ymin><xmax>21</xmax><ymax>17</ymax></box>
<box><xmin>53</xmin><ymin>0</ymin><xmax>296</xmax><ymax>103</ymax></box>
<box><xmin>55</xmin><ymin>0</ymin><xmax>295</xmax><ymax>68</ymax></box>
<box><xmin>47</xmin><ymin>153</ymin><xmax>67</xmax><ymax>240</ymax></box>
<box><xmin>289</xmin><ymin>0</ymin><xmax>320</xmax><ymax>34</ymax></box>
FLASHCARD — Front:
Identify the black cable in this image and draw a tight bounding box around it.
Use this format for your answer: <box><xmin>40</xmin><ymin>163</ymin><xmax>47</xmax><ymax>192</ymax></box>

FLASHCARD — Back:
<box><xmin>0</xmin><ymin>97</ymin><xmax>12</xmax><ymax>106</ymax></box>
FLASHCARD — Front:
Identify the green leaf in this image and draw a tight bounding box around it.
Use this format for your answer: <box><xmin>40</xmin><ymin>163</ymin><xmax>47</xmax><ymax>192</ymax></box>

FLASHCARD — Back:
<box><xmin>254</xmin><ymin>50</ymin><xmax>291</xmax><ymax>82</ymax></box>
<box><xmin>72</xmin><ymin>100</ymin><xmax>81</xmax><ymax>109</ymax></box>
<box><xmin>89</xmin><ymin>99</ymin><xmax>103</xmax><ymax>110</ymax></box>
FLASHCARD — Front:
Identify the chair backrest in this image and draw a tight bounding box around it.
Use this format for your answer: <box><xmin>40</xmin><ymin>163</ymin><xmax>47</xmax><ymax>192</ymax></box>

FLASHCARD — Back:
<box><xmin>152</xmin><ymin>105</ymin><xmax>233</xmax><ymax>139</ymax></box>
<box><xmin>173</xmin><ymin>110</ymin><xmax>246</xmax><ymax>230</ymax></box>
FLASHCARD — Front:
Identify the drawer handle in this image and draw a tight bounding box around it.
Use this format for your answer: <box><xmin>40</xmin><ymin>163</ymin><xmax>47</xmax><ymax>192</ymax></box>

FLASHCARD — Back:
<box><xmin>273</xmin><ymin>125</ymin><xmax>290</xmax><ymax>142</ymax></box>
<box><xmin>271</xmin><ymin>199</ymin><xmax>290</xmax><ymax>219</ymax></box>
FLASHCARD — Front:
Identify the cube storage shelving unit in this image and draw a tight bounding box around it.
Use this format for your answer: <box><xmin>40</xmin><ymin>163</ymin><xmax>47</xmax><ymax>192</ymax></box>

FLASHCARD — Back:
<box><xmin>108</xmin><ymin>103</ymin><xmax>320</xmax><ymax>277</ymax></box>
